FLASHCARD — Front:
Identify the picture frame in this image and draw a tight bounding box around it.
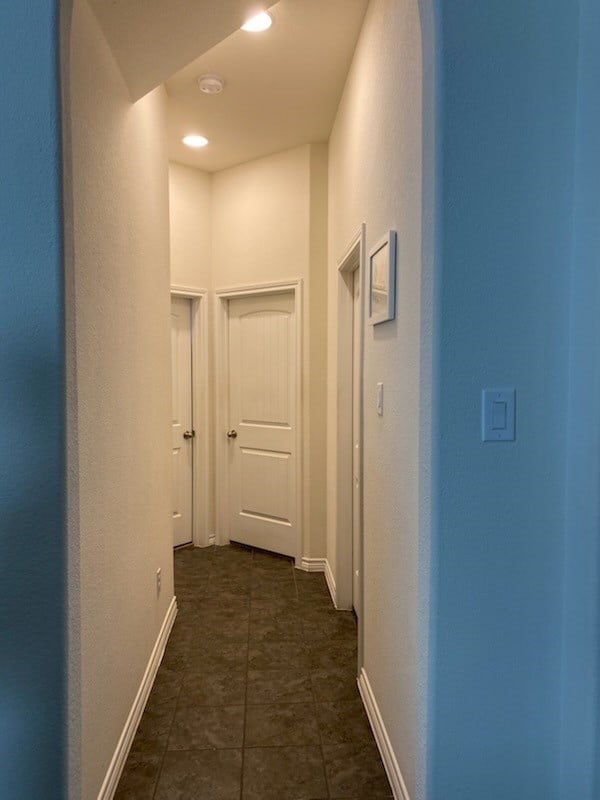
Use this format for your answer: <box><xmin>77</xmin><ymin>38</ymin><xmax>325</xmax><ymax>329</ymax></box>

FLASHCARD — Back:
<box><xmin>369</xmin><ymin>230</ymin><xmax>397</xmax><ymax>325</ymax></box>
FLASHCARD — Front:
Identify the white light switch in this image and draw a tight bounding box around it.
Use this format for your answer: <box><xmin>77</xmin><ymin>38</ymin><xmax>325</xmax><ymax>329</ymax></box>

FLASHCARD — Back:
<box><xmin>376</xmin><ymin>382</ymin><xmax>384</xmax><ymax>416</ymax></box>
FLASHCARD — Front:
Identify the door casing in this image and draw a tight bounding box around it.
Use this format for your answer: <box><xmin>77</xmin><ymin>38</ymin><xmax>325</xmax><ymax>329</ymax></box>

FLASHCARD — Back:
<box><xmin>215</xmin><ymin>279</ymin><xmax>304</xmax><ymax>565</ymax></box>
<box><xmin>170</xmin><ymin>285</ymin><xmax>210</xmax><ymax>547</ymax></box>
<box><xmin>336</xmin><ymin>225</ymin><xmax>366</xmax><ymax>672</ymax></box>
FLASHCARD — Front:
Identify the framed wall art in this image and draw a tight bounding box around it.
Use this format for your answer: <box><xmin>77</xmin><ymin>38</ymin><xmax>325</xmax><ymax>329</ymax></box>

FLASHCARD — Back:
<box><xmin>369</xmin><ymin>230</ymin><xmax>397</xmax><ymax>325</ymax></box>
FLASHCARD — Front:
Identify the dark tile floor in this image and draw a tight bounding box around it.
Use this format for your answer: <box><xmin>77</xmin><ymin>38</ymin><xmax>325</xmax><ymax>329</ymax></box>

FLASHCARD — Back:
<box><xmin>115</xmin><ymin>543</ymin><xmax>392</xmax><ymax>799</ymax></box>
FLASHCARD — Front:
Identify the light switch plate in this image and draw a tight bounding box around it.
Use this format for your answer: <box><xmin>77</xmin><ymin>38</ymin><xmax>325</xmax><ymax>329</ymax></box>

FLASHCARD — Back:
<box><xmin>482</xmin><ymin>388</ymin><xmax>515</xmax><ymax>441</ymax></box>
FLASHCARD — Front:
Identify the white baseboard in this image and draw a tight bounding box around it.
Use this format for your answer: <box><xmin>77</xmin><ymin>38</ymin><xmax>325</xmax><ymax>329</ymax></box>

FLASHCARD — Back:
<box><xmin>298</xmin><ymin>557</ymin><xmax>327</xmax><ymax>572</ymax></box>
<box><xmin>97</xmin><ymin>597</ymin><xmax>178</xmax><ymax>800</ymax></box>
<box><xmin>358</xmin><ymin>668</ymin><xmax>411</xmax><ymax>800</ymax></box>
<box><xmin>324</xmin><ymin>559</ymin><xmax>338</xmax><ymax>608</ymax></box>
<box><xmin>208</xmin><ymin>533</ymin><xmax>216</xmax><ymax>546</ymax></box>
<box><xmin>296</xmin><ymin>558</ymin><xmax>338</xmax><ymax>608</ymax></box>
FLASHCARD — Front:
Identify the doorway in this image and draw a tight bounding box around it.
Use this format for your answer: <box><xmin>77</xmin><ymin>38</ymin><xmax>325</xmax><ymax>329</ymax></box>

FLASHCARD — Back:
<box><xmin>336</xmin><ymin>226</ymin><xmax>365</xmax><ymax>666</ymax></box>
<box><xmin>216</xmin><ymin>281</ymin><xmax>303</xmax><ymax>564</ymax></box>
<box><xmin>170</xmin><ymin>296</ymin><xmax>193</xmax><ymax>547</ymax></box>
<box><xmin>170</xmin><ymin>287</ymin><xmax>210</xmax><ymax>548</ymax></box>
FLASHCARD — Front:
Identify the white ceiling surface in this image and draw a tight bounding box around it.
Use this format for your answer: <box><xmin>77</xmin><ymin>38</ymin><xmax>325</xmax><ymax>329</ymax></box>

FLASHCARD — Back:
<box><xmin>165</xmin><ymin>0</ymin><xmax>369</xmax><ymax>173</ymax></box>
<box><xmin>88</xmin><ymin>0</ymin><xmax>276</xmax><ymax>101</ymax></box>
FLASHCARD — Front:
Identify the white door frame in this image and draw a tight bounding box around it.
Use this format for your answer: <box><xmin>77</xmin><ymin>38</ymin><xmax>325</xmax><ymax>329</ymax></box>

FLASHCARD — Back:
<box><xmin>215</xmin><ymin>279</ymin><xmax>304</xmax><ymax>564</ymax></box>
<box><xmin>170</xmin><ymin>285</ymin><xmax>211</xmax><ymax>548</ymax></box>
<box><xmin>336</xmin><ymin>226</ymin><xmax>366</xmax><ymax>669</ymax></box>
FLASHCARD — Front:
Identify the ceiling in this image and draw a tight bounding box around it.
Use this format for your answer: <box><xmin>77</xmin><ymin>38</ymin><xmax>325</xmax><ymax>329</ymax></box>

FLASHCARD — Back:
<box><xmin>164</xmin><ymin>0</ymin><xmax>369</xmax><ymax>173</ymax></box>
<box><xmin>89</xmin><ymin>0</ymin><xmax>275</xmax><ymax>101</ymax></box>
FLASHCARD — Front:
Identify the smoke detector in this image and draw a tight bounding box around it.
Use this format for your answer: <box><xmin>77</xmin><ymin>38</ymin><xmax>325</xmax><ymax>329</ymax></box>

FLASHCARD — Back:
<box><xmin>197</xmin><ymin>74</ymin><xmax>225</xmax><ymax>95</ymax></box>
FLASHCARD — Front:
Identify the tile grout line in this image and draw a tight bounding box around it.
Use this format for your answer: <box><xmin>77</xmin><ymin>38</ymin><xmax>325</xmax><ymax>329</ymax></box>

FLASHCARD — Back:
<box><xmin>132</xmin><ymin>546</ymin><xmax>361</xmax><ymax>800</ymax></box>
<box><xmin>150</xmin><ymin>692</ymin><xmax>180</xmax><ymax>800</ymax></box>
<box><xmin>291</xmin><ymin>553</ymin><xmax>300</xmax><ymax>601</ymax></box>
<box><xmin>150</xmin><ymin>560</ymin><xmax>186</xmax><ymax>798</ymax></box>
<box><xmin>150</xmin><ymin>549</ymin><xmax>202</xmax><ymax>800</ymax></box>
<box><xmin>301</xmin><ymin>568</ymin><xmax>332</xmax><ymax>800</ymax></box>
<box><xmin>239</xmin><ymin>547</ymin><xmax>256</xmax><ymax>800</ymax></box>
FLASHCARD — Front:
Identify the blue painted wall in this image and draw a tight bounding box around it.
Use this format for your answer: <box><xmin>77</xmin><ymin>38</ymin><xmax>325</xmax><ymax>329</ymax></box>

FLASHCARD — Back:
<box><xmin>0</xmin><ymin>3</ymin><xmax>65</xmax><ymax>798</ymax></box>
<box><xmin>429</xmin><ymin>1</ymin><xmax>580</xmax><ymax>797</ymax></box>
<box><xmin>560</xmin><ymin>1</ymin><xmax>600</xmax><ymax>797</ymax></box>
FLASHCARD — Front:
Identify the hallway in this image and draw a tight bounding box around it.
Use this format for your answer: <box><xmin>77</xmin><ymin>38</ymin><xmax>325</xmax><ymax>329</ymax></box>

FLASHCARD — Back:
<box><xmin>115</xmin><ymin>544</ymin><xmax>392</xmax><ymax>799</ymax></box>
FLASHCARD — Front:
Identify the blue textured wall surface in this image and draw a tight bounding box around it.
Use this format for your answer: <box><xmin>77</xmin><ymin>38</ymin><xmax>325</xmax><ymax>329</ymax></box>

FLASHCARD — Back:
<box><xmin>429</xmin><ymin>1</ymin><xmax>579</xmax><ymax>797</ymax></box>
<box><xmin>0</xmin><ymin>3</ymin><xmax>65</xmax><ymax>798</ymax></box>
<box><xmin>560</xmin><ymin>1</ymin><xmax>600</xmax><ymax>797</ymax></box>
<box><xmin>415</xmin><ymin>2</ymin><xmax>439</xmax><ymax>799</ymax></box>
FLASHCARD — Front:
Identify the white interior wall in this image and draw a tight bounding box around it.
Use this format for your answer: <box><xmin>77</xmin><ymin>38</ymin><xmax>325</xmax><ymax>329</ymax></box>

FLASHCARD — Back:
<box><xmin>307</xmin><ymin>144</ymin><xmax>329</xmax><ymax>560</ymax></box>
<box><xmin>169</xmin><ymin>145</ymin><xmax>328</xmax><ymax>558</ymax></box>
<box><xmin>65</xmin><ymin>1</ymin><xmax>174</xmax><ymax>797</ymax></box>
<box><xmin>169</xmin><ymin>162</ymin><xmax>212</xmax><ymax>289</ymax></box>
<box><xmin>210</xmin><ymin>146</ymin><xmax>311</xmax><ymax>285</ymax></box>
<box><xmin>328</xmin><ymin>0</ymin><xmax>423</xmax><ymax>793</ymax></box>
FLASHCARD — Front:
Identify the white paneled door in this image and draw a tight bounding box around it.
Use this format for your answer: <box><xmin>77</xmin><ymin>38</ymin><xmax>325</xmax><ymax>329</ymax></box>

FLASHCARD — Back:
<box><xmin>227</xmin><ymin>291</ymin><xmax>298</xmax><ymax>558</ymax></box>
<box><xmin>171</xmin><ymin>296</ymin><xmax>193</xmax><ymax>547</ymax></box>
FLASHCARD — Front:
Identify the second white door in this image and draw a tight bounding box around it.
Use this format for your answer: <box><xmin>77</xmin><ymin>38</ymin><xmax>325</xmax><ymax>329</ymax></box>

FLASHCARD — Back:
<box><xmin>226</xmin><ymin>291</ymin><xmax>298</xmax><ymax>558</ymax></box>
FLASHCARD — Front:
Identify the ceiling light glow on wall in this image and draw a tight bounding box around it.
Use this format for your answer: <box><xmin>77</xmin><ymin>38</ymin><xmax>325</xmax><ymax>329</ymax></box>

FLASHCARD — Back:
<box><xmin>241</xmin><ymin>11</ymin><xmax>272</xmax><ymax>32</ymax></box>
<box><xmin>182</xmin><ymin>135</ymin><xmax>209</xmax><ymax>148</ymax></box>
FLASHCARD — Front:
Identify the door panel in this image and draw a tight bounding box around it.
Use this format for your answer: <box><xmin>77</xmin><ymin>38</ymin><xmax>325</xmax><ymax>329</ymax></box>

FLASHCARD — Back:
<box><xmin>227</xmin><ymin>292</ymin><xmax>297</xmax><ymax>557</ymax></box>
<box><xmin>239</xmin><ymin>312</ymin><xmax>291</xmax><ymax>425</ymax></box>
<box><xmin>240</xmin><ymin>449</ymin><xmax>292</xmax><ymax>523</ymax></box>
<box><xmin>171</xmin><ymin>296</ymin><xmax>193</xmax><ymax>547</ymax></box>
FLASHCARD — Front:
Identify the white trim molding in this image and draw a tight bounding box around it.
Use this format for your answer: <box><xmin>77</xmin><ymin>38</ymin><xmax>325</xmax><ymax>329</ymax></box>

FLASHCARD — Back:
<box><xmin>215</xmin><ymin>278</ymin><xmax>303</xmax><ymax>298</ymax></box>
<box><xmin>296</xmin><ymin>558</ymin><xmax>337</xmax><ymax>608</ymax></box>
<box><xmin>334</xmin><ymin>224</ymin><xmax>366</xmax><ymax>620</ymax></box>
<box><xmin>170</xmin><ymin>283</ymin><xmax>207</xmax><ymax>297</ymax></box>
<box><xmin>324</xmin><ymin>560</ymin><xmax>338</xmax><ymax>608</ymax></box>
<box><xmin>358</xmin><ymin>668</ymin><xmax>411</xmax><ymax>800</ymax></box>
<box><xmin>297</xmin><ymin>557</ymin><xmax>327</xmax><ymax>572</ymax></box>
<box><xmin>97</xmin><ymin>598</ymin><xmax>178</xmax><ymax>800</ymax></box>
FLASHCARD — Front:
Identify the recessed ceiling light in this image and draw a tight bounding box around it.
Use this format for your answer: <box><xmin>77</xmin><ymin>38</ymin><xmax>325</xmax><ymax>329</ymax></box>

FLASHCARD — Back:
<box><xmin>241</xmin><ymin>11</ymin><xmax>272</xmax><ymax>32</ymax></box>
<box><xmin>182</xmin><ymin>135</ymin><xmax>209</xmax><ymax>148</ymax></box>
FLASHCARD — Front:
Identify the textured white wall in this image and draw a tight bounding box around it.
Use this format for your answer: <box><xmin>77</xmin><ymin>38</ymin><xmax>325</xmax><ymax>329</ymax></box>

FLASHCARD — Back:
<box><xmin>328</xmin><ymin>0</ymin><xmax>423</xmax><ymax>793</ymax></box>
<box><xmin>211</xmin><ymin>146</ymin><xmax>311</xmax><ymax>286</ymax></box>
<box><xmin>307</xmin><ymin>144</ymin><xmax>329</xmax><ymax>561</ymax></box>
<box><xmin>65</xmin><ymin>1</ymin><xmax>174</xmax><ymax>797</ymax></box>
<box><xmin>169</xmin><ymin>162</ymin><xmax>212</xmax><ymax>289</ymax></box>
